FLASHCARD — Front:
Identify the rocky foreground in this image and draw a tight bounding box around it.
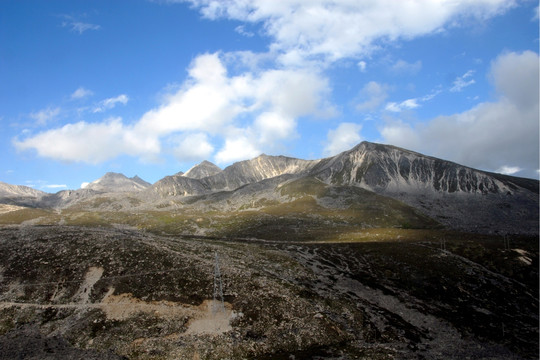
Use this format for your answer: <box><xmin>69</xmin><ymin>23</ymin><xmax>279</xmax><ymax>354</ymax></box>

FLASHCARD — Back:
<box><xmin>0</xmin><ymin>225</ymin><xmax>537</xmax><ymax>359</ymax></box>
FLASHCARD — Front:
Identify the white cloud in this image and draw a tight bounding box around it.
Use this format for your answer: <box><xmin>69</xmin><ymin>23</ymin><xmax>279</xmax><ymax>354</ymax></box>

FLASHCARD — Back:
<box><xmin>381</xmin><ymin>51</ymin><xmax>539</xmax><ymax>178</ymax></box>
<box><xmin>80</xmin><ymin>182</ymin><xmax>90</xmax><ymax>189</ymax></box>
<box><xmin>384</xmin><ymin>87</ymin><xmax>441</xmax><ymax>113</ymax></box>
<box><xmin>93</xmin><ymin>94</ymin><xmax>129</xmax><ymax>113</ymax></box>
<box><xmin>421</xmin><ymin>88</ymin><xmax>442</xmax><ymax>102</ymax></box>
<box><xmin>356</xmin><ymin>81</ymin><xmax>388</xmax><ymax>112</ymax></box>
<box><xmin>324</xmin><ymin>122</ymin><xmax>363</xmax><ymax>156</ymax></box>
<box><xmin>14</xmin><ymin>118</ymin><xmax>160</xmax><ymax>164</ymax></box>
<box><xmin>173</xmin><ymin>133</ymin><xmax>214</xmax><ymax>161</ymax></box>
<box><xmin>44</xmin><ymin>184</ymin><xmax>67</xmax><ymax>189</ymax></box>
<box><xmin>135</xmin><ymin>53</ymin><xmax>332</xmax><ymax>156</ymax></box>
<box><xmin>15</xmin><ymin>53</ymin><xmax>332</xmax><ymax>165</ymax></box>
<box><xmin>71</xmin><ymin>87</ymin><xmax>93</xmax><ymax>99</ymax></box>
<box><xmin>385</xmin><ymin>98</ymin><xmax>419</xmax><ymax>112</ymax></box>
<box><xmin>357</xmin><ymin>61</ymin><xmax>367</xmax><ymax>72</ymax></box>
<box><xmin>450</xmin><ymin>70</ymin><xmax>475</xmax><ymax>92</ymax></box>
<box><xmin>61</xmin><ymin>15</ymin><xmax>100</xmax><ymax>34</ymax></box>
<box><xmin>254</xmin><ymin>112</ymin><xmax>296</xmax><ymax>146</ymax></box>
<box><xmin>183</xmin><ymin>0</ymin><xmax>516</xmax><ymax>66</ymax></box>
<box><xmin>215</xmin><ymin>130</ymin><xmax>261</xmax><ymax>163</ymax></box>
<box><xmin>19</xmin><ymin>1</ymin><xmax>520</xmax><ymax>167</ymax></box>
<box><xmin>30</xmin><ymin>107</ymin><xmax>61</xmax><ymax>126</ymax></box>
<box><xmin>496</xmin><ymin>166</ymin><xmax>523</xmax><ymax>175</ymax></box>
<box><xmin>391</xmin><ymin>59</ymin><xmax>422</xmax><ymax>75</ymax></box>
<box><xmin>235</xmin><ymin>25</ymin><xmax>254</xmax><ymax>37</ymax></box>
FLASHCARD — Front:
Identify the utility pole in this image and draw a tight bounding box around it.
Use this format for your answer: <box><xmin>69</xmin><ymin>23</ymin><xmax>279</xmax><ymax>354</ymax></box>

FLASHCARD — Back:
<box><xmin>213</xmin><ymin>252</ymin><xmax>225</xmax><ymax>314</ymax></box>
<box><xmin>440</xmin><ymin>237</ymin><xmax>446</xmax><ymax>252</ymax></box>
<box><xmin>503</xmin><ymin>234</ymin><xmax>510</xmax><ymax>251</ymax></box>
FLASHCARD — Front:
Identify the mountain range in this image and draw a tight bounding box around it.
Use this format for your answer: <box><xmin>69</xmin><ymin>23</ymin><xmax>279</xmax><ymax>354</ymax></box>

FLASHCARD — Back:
<box><xmin>0</xmin><ymin>141</ymin><xmax>538</xmax><ymax>359</ymax></box>
<box><xmin>0</xmin><ymin>141</ymin><xmax>538</xmax><ymax>234</ymax></box>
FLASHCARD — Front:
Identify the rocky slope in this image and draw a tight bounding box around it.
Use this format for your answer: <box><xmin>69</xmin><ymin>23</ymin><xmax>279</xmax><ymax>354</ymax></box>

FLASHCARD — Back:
<box><xmin>0</xmin><ymin>226</ymin><xmax>537</xmax><ymax>359</ymax></box>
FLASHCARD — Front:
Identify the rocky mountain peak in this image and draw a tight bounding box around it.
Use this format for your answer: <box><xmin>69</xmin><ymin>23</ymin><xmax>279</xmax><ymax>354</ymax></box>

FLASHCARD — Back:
<box><xmin>85</xmin><ymin>172</ymin><xmax>150</xmax><ymax>193</ymax></box>
<box><xmin>183</xmin><ymin>160</ymin><xmax>222</xmax><ymax>179</ymax></box>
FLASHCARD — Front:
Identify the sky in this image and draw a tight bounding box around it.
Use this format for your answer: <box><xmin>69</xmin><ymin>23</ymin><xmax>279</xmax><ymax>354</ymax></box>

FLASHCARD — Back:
<box><xmin>1</xmin><ymin>0</ymin><xmax>539</xmax><ymax>191</ymax></box>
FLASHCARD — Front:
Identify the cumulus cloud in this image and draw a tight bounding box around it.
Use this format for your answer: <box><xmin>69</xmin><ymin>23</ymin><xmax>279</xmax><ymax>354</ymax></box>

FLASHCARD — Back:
<box><xmin>324</xmin><ymin>122</ymin><xmax>363</xmax><ymax>156</ymax></box>
<box><xmin>80</xmin><ymin>182</ymin><xmax>90</xmax><ymax>189</ymax></box>
<box><xmin>135</xmin><ymin>53</ymin><xmax>332</xmax><ymax>163</ymax></box>
<box><xmin>17</xmin><ymin>2</ymin><xmax>522</xmax><ymax>167</ymax></box>
<box><xmin>254</xmin><ymin>112</ymin><xmax>297</xmax><ymax>146</ymax></box>
<box><xmin>182</xmin><ymin>0</ymin><xmax>516</xmax><ymax>65</ymax></box>
<box><xmin>14</xmin><ymin>118</ymin><xmax>160</xmax><ymax>164</ymax></box>
<box><xmin>173</xmin><ymin>133</ymin><xmax>214</xmax><ymax>161</ymax></box>
<box><xmin>30</xmin><ymin>107</ymin><xmax>61</xmax><ymax>126</ymax></box>
<box><xmin>215</xmin><ymin>130</ymin><xmax>262</xmax><ymax>163</ymax></box>
<box><xmin>381</xmin><ymin>51</ymin><xmax>539</xmax><ymax>178</ymax></box>
<box><xmin>15</xmin><ymin>53</ymin><xmax>332</xmax><ymax>165</ymax></box>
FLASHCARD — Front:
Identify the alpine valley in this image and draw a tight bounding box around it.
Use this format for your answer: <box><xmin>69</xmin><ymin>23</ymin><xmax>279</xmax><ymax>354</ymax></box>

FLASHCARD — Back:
<box><xmin>0</xmin><ymin>142</ymin><xmax>538</xmax><ymax>359</ymax></box>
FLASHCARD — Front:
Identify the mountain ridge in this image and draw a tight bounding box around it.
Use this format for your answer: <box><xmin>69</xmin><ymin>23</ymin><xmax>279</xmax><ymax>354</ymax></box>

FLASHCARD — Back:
<box><xmin>84</xmin><ymin>172</ymin><xmax>151</xmax><ymax>193</ymax></box>
<box><xmin>0</xmin><ymin>141</ymin><xmax>537</xmax><ymax>234</ymax></box>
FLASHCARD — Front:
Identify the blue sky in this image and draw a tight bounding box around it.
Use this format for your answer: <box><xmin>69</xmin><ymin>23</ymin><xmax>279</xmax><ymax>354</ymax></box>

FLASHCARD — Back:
<box><xmin>1</xmin><ymin>0</ymin><xmax>539</xmax><ymax>191</ymax></box>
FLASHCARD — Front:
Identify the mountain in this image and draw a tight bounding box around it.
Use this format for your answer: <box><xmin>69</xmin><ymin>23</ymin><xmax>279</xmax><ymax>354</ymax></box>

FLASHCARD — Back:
<box><xmin>0</xmin><ymin>142</ymin><xmax>537</xmax><ymax>234</ymax></box>
<box><xmin>0</xmin><ymin>181</ymin><xmax>47</xmax><ymax>207</ymax></box>
<box><xmin>183</xmin><ymin>160</ymin><xmax>222</xmax><ymax>179</ymax></box>
<box><xmin>150</xmin><ymin>154</ymin><xmax>318</xmax><ymax>198</ymax></box>
<box><xmin>311</xmin><ymin>142</ymin><xmax>537</xmax><ymax>194</ymax></box>
<box><xmin>202</xmin><ymin>154</ymin><xmax>318</xmax><ymax>190</ymax></box>
<box><xmin>310</xmin><ymin>142</ymin><xmax>539</xmax><ymax>233</ymax></box>
<box><xmin>0</xmin><ymin>181</ymin><xmax>46</xmax><ymax>198</ymax></box>
<box><xmin>84</xmin><ymin>172</ymin><xmax>151</xmax><ymax>192</ymax></box>
<box><xmin>2</xmin><ymin>144</ymin><xmax>537</xmax><ymax>359</ymax></box>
